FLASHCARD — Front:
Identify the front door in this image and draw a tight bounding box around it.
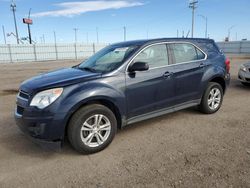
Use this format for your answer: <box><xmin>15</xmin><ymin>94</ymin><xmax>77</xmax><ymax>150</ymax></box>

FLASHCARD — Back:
<box><xmin>125</xmin><ymin>44</ymin><xmax>176</xmax><ymax>119</ymax></box>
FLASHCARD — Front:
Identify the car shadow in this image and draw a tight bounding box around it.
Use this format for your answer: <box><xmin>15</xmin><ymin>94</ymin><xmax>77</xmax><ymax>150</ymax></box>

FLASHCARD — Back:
<box><xmin>1</xmin><ymin>106</ymin><xmax>202</xmax><ymax>157</ymax></box>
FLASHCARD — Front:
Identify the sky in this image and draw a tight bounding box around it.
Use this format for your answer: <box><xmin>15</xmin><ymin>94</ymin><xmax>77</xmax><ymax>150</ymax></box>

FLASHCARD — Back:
<box><xmin>0</xmin><ymin>0</ymin><xmax>250</xmax><ymax>44</ymax></box>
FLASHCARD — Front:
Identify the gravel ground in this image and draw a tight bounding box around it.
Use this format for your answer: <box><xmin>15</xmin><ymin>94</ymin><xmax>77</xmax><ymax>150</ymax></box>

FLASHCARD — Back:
<box><xmin>0</xmin><ymin>58</ymin><xmax>249</xmax><ymax>188</ymax></box>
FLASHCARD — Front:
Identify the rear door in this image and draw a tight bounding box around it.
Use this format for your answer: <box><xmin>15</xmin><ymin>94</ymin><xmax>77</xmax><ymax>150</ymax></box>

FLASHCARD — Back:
<box><xmin>168</xmin><ymin>42</ymin><xmax>207</xmax><ymax>105</ymax></box>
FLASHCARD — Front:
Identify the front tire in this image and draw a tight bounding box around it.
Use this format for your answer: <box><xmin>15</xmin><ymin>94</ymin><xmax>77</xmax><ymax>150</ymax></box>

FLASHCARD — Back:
<box><xmin>67</xmin><ymin>104</ymin><xmax>117</xmax><ymax>154</ymax></box>
<box><xmin>199</xmin><ymin>82</ymin><xmax>223</xmax><ymax>114</ymax></box>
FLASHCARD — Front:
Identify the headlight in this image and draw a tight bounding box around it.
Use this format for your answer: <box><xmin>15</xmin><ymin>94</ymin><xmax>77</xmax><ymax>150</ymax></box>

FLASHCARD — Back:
<box><xmin>240</xmin><ymin>65</ymin><xmax>247</xmax><ymax>72</ymax></box>
<box><xmin>30</xmin><ymin>88</ymin><xmax>63</xmax><ymax>109</ymax></box>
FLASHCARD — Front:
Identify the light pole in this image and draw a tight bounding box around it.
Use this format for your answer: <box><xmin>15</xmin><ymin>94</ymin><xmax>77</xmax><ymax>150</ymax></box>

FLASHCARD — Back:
<box><xmin>189</xmin><ymin>0</ymin><xmax>198</xmax><ymax>38</ymax></box>
<box><xmin>123</xmin><ymin>26</ymin><xmax>127</xmax><ymax>41</ymax></box>
<box><xmin>53</xmin><ymin>31</ymin><xmax>57</xmax><ymax>44</ymax></box>
<box><xmin>228</xmin><ymin>25</ymin><xmax>236</xmax><ymax>41</ymax></box>
<box><xmin>10</xmin><ymin>0</ymin><xmax>19</xmax><ymax>44</ymax></box>
<box><xmin>2</xmin><ymin>26</ymin><xmax>6</xmax><ymax>44</ymax></box>
<box><xmin>96</xmin><ymin>27</ymin><xmax>99</xmax><ymax>44</ymax></box>
<box><xmin>198</xmin><ymin>14</ymin><xmax>208</xmax><ymax>38</ymax></box>
<box><xmin>86</xmin><ymin>32</ymin><xmax>89</xmax><ymax>44</ymax></box>
<box><xmin>73</xmin><ymin>28</ymin><xmax>78</xmax><ymax>43</ymax></box>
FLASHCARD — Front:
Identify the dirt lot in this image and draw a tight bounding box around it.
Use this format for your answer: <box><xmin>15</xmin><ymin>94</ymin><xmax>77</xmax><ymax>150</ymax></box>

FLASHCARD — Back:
<box><xmin>0</xmin><ymin>58</ymin><xmax>249</xmax><ymax>188</ymax></box>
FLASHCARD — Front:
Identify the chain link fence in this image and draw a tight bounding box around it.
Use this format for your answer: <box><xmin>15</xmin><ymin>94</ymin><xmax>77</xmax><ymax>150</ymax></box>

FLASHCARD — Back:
<box><xmin>0</xmin><ymin>43</ymin><xmax>107</xmax><ymax>63</ymax></box>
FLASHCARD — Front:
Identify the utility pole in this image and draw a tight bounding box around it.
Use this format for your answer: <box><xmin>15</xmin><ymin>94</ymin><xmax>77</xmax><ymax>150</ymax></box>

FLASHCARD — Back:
<box><xmin>177</xmin><ymin>29</ymin><xmax>179</xmax><ymax>38</ymax></box>
<box><xmin>123</xmin><ymin>26</ymin><xmax>127</xmax><ymax>41</ymax></box>
<box><xmin>96</xmin><ymin>27</ymin><xmax>99</xmax><ymax>44</ymax></box>
<box><xmin>198</xmin><ymin>14</ymin><xmax>208</xmax><ymax>38</ymax></box>
<box><xmin>10</xmin><ymin>0</ymin><xmax>19</xmax><ymax>44</ymax></box>
<box><xmin>73</xmin><ymin>28</ymin><xmax>78</xmax><ymax>43</ymax></box>
<box><xmin>2</xmin><ymin>26</ymin><xmax>6</xmax><ymax>44</ymax></box>
<box><xmin>189</xmin><ymin>0</ymin><xmax>198</xmax><ymax>38</ymax></box>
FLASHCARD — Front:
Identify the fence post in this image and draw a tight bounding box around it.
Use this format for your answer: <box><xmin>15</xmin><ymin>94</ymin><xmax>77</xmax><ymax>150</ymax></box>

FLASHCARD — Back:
<box><xmin>8</xmin><ymin>44</ymin><xmax>13</xmax><ymax>63</ymax></box>
<box><xmin>93</xmin><ymin>43</ymin><xmax>96</xmax><ymax>55</ymax></box>
<box><xmin>239</xmin><ymin>41</ymin><xmax>243</xmax><ymax>54</ymax></box>
<box><xmin>74</xmin><ymin>43</ymin><xmax>77</xmax><ymax>60</ymax></box>
<box><xmin>33</xmin><ymin>44</ymin><xmax>37</xmax><ymax>61</ymax></box>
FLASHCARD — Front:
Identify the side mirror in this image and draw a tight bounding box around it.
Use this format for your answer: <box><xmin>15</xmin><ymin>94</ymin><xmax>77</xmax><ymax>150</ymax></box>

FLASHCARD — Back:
<box><xmin>128</xmin><ymin>62</ymin><xmax>149</xmax><ymax>72</ymax></box>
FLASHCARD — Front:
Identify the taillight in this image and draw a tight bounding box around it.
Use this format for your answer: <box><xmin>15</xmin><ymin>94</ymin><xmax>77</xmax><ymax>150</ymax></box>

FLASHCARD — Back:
<box><xmin>225</xmin><ymin>58</ymin><xmax>230</xmax><ymax>73</ymax></box>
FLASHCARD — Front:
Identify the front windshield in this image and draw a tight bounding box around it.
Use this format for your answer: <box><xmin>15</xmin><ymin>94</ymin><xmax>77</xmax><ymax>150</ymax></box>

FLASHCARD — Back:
<box><xmin>78</xmin><ymin>45</ymin><xmax>138</xmax><ymax>73</ymax></box>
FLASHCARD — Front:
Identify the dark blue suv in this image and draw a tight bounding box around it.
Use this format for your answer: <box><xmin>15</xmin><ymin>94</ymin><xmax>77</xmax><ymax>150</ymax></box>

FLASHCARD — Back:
<box><xmin>15</xmin><ymin>38</ymin><xmax>230</xmax><ymax>153</ymax></box>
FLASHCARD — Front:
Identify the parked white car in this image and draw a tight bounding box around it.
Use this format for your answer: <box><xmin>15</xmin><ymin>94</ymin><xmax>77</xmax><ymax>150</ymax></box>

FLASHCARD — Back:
<box><xmin>238</xmin><ymin>62</ymin><xmax>250</xmax><ymax>86</ymax></box>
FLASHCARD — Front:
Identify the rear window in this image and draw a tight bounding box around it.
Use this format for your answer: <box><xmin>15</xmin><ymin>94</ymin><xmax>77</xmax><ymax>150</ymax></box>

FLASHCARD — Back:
<box><xmin>170</xmin><ymin>43</ymin><xmax>206</xmax><ymax>64</ymax></box>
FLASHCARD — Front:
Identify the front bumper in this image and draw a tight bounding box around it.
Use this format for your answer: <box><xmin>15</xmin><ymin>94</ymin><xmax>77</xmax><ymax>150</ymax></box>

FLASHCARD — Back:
<box><xmin>15</xmin><ymin>109</ymin><xmax>64</xmax><ymax>149</ymax></box>
<box><xmin>238</xmin><ymin>69</ymin><xmax>250</xmax><ymax>83</ymax></box>
<box><xmin>14</xmin><ymin>89</ymin><xmax>69</xmax><ymax>149</ymax></box>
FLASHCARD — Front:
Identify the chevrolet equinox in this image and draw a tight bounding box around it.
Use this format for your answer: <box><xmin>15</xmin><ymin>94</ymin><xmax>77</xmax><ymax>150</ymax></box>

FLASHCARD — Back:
<box><xmin>15</xmin><ymin>38</ymin><xmax>231</xmax><ymax>153</ymax></box>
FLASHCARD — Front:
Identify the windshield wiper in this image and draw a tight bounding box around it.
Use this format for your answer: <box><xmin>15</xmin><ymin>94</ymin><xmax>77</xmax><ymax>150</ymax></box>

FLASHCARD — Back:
<box><xmin>78</xmin><ymin>67</ymin><xmax>97</xmax><ymax>73</ymax></box>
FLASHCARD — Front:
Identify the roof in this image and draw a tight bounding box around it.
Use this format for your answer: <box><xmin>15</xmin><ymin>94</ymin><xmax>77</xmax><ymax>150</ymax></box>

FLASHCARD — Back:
<box><xmin>112</xmin><ymin>38</ymin><xmax>214</xmax><ymax>47</ymax></box>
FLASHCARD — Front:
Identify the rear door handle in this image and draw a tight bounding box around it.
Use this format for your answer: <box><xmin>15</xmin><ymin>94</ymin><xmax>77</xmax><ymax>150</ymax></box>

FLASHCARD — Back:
<box><xmin>163</xmin><ymin>72</ymin><xmax>173</xmax><ymax>78</ymax></box>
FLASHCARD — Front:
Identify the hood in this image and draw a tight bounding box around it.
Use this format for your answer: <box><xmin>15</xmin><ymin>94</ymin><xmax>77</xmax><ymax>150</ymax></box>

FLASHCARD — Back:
<box><xmin>20</xmin><ymin>67</ymin><xmax>101</xmax><ymax>93</ymax></box>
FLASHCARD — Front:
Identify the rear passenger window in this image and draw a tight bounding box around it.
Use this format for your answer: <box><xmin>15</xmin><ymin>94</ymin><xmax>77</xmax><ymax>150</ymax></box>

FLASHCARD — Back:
<box><xmin>134</xmin><ymin>44</ymin><xmax>169</xmax><ymax>69</ymax></box>
<box><xmin>170</xmin><ymin>43</ymin><xmax>205</xmax><ymax>64</ymax></box>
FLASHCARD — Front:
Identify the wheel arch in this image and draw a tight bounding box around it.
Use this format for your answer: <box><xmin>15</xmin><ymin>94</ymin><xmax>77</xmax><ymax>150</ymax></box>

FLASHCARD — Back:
<box><xmin>208</xmin><ymin>76</ymin><xmax>226</xmax><ymax>94</ymax></box>
<box><xmin>64</xmin><ymin>97</ymin><xmax>123</xmax><ymax>139</ymax></box>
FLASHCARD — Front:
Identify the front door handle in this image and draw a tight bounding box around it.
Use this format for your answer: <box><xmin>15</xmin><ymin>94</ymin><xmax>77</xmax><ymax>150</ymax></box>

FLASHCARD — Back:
<box><xmin>199</xmin><ymin>63</ymin><xmax>206</xmax><ymax>68</ymax></box>
<box><xmin>163</xmin><ymin>72</ymin><xmax>173</xmax><ymax>78</ymax></box>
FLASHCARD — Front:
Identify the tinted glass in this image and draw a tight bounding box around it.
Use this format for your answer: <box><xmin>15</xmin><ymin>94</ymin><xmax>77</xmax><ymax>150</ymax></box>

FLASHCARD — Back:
<box><xmin>171</xmin><ymin>43</ymin><xmax>205</xmax><ymax>64</ymax></box>
<box><xmin>133</xmin><ymin>44</ymin><xmax>169</xmax><ymax>68</ymax></box>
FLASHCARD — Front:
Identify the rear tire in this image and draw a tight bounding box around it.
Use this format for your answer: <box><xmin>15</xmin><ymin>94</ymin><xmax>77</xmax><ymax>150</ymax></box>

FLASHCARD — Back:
<box><xmin>67</xmin><ymin>104</ymin><xmax>117</xmax><ymax>154</ymax></box>
<box><xmin>199</xmin><ymin>82</ymin><xmax>223</xmax><ymax>114</ymax></box>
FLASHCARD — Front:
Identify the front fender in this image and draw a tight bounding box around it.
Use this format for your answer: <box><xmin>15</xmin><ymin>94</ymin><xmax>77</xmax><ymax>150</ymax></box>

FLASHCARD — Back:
<box><xmin>59</xmin><ymin>81</ymin><xmax>126</xmax><ymax>129</ymax></box>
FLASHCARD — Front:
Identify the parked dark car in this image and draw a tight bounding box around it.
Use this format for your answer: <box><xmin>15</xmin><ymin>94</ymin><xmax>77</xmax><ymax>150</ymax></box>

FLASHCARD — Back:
<box><xmin>15</xmin><ymin>38</ymin><xmax>230</xmax><ymax>153</ymax></box>
<box><xmin>238</xmin><ymin>61</ymin><xmax>250</xmax><ymax>86</ymax></box>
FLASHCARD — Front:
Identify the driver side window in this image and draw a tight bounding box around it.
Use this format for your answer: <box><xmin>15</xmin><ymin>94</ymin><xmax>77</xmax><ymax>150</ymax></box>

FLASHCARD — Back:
<box><xmin>133</xmin><ymin>44</ymin><xmax>169</xmax><ymax>69</ymax></box>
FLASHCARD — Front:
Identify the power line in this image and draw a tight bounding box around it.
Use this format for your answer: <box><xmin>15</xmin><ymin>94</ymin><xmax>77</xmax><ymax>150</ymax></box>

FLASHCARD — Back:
<box><xmin>189</xmin><ymin>0</ymin><xmax>198</xmax><ymax>38</ymax></box>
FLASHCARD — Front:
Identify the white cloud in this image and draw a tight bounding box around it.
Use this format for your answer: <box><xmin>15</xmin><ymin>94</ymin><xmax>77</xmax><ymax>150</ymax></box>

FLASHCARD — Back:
<box><xmin>31</xmin><ymin>0</ymin><xmax>144</xmax><ymax>17</ymax></box>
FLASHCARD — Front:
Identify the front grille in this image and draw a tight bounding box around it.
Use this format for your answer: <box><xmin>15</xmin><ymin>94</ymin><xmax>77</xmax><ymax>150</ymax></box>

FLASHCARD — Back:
<box><xmin>19</xmin><ymin>90</ymin><xmax>29</xmax><ymax>100</ymax></box>
<box><xmin>246</xmin><ymin>78</ymin><xmax>250</xmax><ymax>82</ymax></box>
<box><xmin>16</xmin><ymin>106</ymin><xmax>24</xmax><ymax>115</ymax></box>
